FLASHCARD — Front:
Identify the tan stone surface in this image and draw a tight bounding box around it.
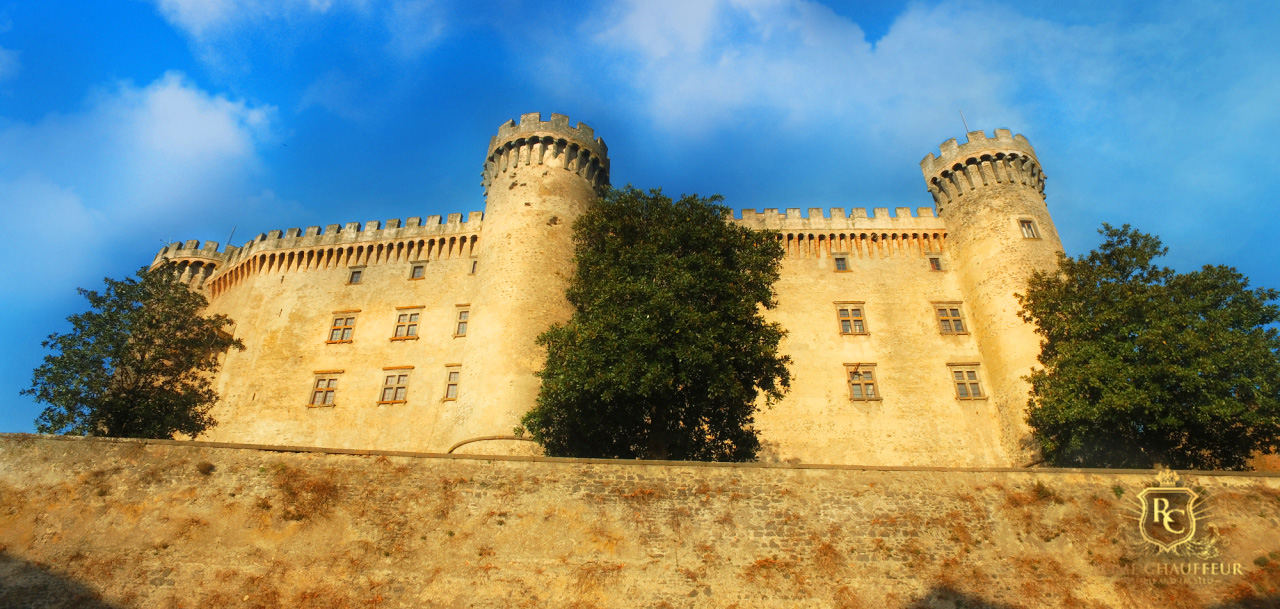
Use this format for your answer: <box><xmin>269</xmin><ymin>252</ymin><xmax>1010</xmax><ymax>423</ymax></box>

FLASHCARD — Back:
<box><xmin>3</xmin><ymin>434</ymin><xmax>1279</xmax><ymax>609</ymax></box>
<box><xmin>151</xmin><ymin>119</ymin><xmax>1065</xmax><ymax>467</ymax></box>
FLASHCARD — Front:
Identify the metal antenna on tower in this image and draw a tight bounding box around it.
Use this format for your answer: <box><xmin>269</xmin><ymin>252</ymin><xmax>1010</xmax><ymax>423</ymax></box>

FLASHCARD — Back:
<box><xmin>226</xmin><ymin>225</ymin><xmax>236</xmax><ymax>248</ymax></box>
<box><xmin>959</xmin><ymin>109</ymin><xmax>970</xmax><ymax>133</ymax></box>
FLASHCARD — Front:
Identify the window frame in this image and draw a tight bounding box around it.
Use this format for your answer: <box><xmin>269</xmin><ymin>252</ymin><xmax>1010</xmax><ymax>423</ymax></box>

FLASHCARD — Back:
<box><xmin>928</xmin><ymin>257</ymin><xmax>943</xmax><ymax>272</ymax></box>
<box><xmin>409</xmin><ymin>263</ymin><xmax>426</xmax><ymax>280</ymax></box>
<box><xmin>933</xmin><ymin>302</ymin><xmax>968</xmax><ymax>335</ymax></box>
<box><xmin>1018</xmin><ymin>218</ymin><xmax>1041</xmax><ymax>239</ymax></box>
<box><xmin>392</xmin><ymin>306</ymin><xmax>423</xmax><ymax>341</ymax></box>
<box><xmin>308</xmin><ymin>371</ymin><xmax>343</xmax><ymax>408</ymax></box>
<box><xmin>326</xmin><ymin>311</ymin><xmax>359</xmax><ymax>344</ymax></box>
<box><xmin>347</xmin><ymin>267</ymin><xmax>365</xmax><ymax>285</ymax></box>
<box><xmin>833</xmin><ymin>255</ymin><xmax>850</xmax><ymax>272</ymax></box>
<box><xmin>378</xmin><ymin>366</ymin><xmax>413</xmax><ymax>405</ymax></box>
<box><xmin>454</xmin><ymin>304</ymin><xmax>470</xmax><ymax>337</ymax></box>
<box><xmin>469</xmin><ymin>259</ymin><xmax>478</xmax><ymax>275</ymax></box>
<box><xmin>844</xmin><ymin>363</ymin><xmax>881</xmax><ymax>401</ymax></box>
<box><xmin>948</xmin><ymin>363</ymin><xmax>986</xmax><ymax>400</ymax></box>
<box><xmin>834</xmin><ymin>302</ymin><xmax>869</xmax><ymax>335</ymax></box>
<box><xmin>443</xmin><ymin>364</ymin><xmax>461</xmax><ymax>401</ymax></box>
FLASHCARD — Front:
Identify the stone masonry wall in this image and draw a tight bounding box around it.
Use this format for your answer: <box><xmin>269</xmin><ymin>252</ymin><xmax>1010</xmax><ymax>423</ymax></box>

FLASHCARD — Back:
<box><xmin>3</xmin><ymin>434</ymin><xmax>1279</xmax><ymax>609</ymax></box>
<box><xmin>737</xmin><ymin>209</ymin><xmax>1006</xmax><ymax>466</ymax></box>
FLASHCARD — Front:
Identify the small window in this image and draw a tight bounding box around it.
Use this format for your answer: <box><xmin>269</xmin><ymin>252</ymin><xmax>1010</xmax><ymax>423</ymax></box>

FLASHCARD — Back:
<box><xmin>835</xmin><ymin>303</ymin><xmax>868</xmax><ymax>335</ymax></box>
<box><xmin>845</xmin><ymin>364</ymin><xmax>879</xmax><ymax>400</ymax></box>
<box><xmin>949</xmin><ymin>365</ymin><xmax>985</xmax><ymax>399</ymax></box>
<box><xmin>348</xmin><ymin>269</ymin><xmax>363</xmax><ymax>284</ymax></box>
<box><xmin>410</xmin><ymin>264</ymin><xmax>425</xmax><ymax>279</ymax></box>
<box><xmin>834</xmin><ymin>257</ymin><xmax>848</xmax><ymax>272</ymax></box>
<box><xmin>936</xmin><ymin>305</ymin><xmax>967</xmax><ymax>335</ymax></box>
<box><xmin>454</xmin><ymin>308</ymin><xmax>469</xmax><ymax>337</ymax></box>
<box><xmin>470</xmin><ymin>260</ymin><xmax>478</xmax><ymax>275</ymax></box>
<box><xmin>309</xmin><ymin>374</ymin><xmax>340</xmax><ymax>407</ymax></box>
<box><xmin>328</xmin><ymin>316</ymin><xmax>356</xmax><ymax>343</ymax></box>
<box><xmin>443</xmin><ymin>366</ymin><xmax>460</xmax><ymax>400</ymax></box>
<box><xmin>929</xmin><ymin>257</ymin><xmax>942</xmax><ymax>271</ymax></box>
<box><xmin>393</xmin><ymin>312</ymin><xmax>420</xmax><ymax>339</ymax></box>
<box><xmin>379</xmin><ymin>370</ymin><xmax>411</xmax><ymax>404</ymax></box>
<box><xmin>1019</xmin><ymin>219</ymin><xmax>1040</xmax><ymax>239</ymax></box>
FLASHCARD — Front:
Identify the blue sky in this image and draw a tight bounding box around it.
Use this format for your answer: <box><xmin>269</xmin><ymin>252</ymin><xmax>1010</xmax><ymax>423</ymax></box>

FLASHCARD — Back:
<box><xmin>2</xmin><ymin>0</ymin><xmax>1278</xmax><ymax>432</ymax></box>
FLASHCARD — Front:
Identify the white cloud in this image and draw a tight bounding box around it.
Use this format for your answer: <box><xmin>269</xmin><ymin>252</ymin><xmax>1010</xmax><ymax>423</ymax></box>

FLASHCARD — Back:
<box><xmin>152</xmin><ymin>0</ymin><xmax>370</xmax><ymax>38</ymax></box>
<box><xmin>151</xmin><ymin>0</ymin><xmax>442</xmax><ymax>64</ymax></box>
<box><xmin>0</xmin><ymin>72</ymin><xmax>274</xmax><ymax>298</ymax></box>
<box><xmin>582</xmin><ymin>0</ymin><xmax>1116</xmax><ymax>140</ymax></box>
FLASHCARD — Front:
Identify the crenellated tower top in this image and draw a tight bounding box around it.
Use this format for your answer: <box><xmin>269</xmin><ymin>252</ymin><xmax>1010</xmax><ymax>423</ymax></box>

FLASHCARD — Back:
<box><xmin>481</xmin><ymin>113</ymin><xmax>610</xmax><ymax>195</ymax></box>
<box><xmin>920</xmin><ymin>129</ymin><xmax>1045</xmax><ymax>211</ymax></box>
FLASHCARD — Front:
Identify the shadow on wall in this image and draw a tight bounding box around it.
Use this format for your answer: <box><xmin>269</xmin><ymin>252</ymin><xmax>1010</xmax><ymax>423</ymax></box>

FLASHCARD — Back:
<box><xmin>1210</xmin><ymin>595</ymin><xmax>1280</xmax><ymax>609</ymax></box>
<box><xmin>904</xmin><ymin>585</ymin><xmax>1280</xmax><ymax>609</ymax></box>
<box><xmin>907</xmin><ymin>586</ymin><xmax>1021</xmax><ymax>609</ymax></box>
<box><xmin>0</xmin><ymin>557</ymin><xmax>1276</xmax><ymax>609</ymax></box>
<box><xmin>0</xmin><ymin>552</ymin><xmax>122</xmax><ymax>609</ymax></box>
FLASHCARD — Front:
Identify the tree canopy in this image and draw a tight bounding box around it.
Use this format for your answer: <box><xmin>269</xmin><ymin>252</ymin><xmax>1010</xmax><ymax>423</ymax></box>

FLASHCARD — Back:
<box><xmin>519</xmin><ymin>186</ymin><xmax>791</xmax><ymax>461</ymax></box>
<box><xmin>24</xmin><ymin>266</ymin><xmax>244</xmax><ymax>438</ymax></box>
<box><xmin>1018</xmin><ymin>224</ymin><xmax>1280</xmax><ymax>470</ymax></box>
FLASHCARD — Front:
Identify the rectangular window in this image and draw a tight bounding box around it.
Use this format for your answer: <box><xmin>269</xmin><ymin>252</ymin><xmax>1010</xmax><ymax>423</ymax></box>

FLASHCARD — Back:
<box><xmin>935</xmin><ymin>304</ymin><xmax>967</xmax><ymax>334</ymax></box>
<box><xmin>835</xmin><ymin>303</ymin><xmax>868</xmax><ymax>335</ymax></box>
<box><xmin>328</xmin><ymin>315</ymin><xmax>356</xmax><ymax>343</ymax></box>
<box><xmin>309</xmin><ymin>372</ymin><xmax>341</xmax><ymax>407</ymax></box>
<box><xmin>949</xmin><ymin>365</ymin><xmax>985</xmax><ymax>399</ymax></box>
<box><xmin>455</xmin><ymin>308</ymin><xmax>469</xmax><ymax>337</ymax></box>
<box><xmin>393</xmin><ymin>312</ymin><xmax>420</xmax><ymax>339</ymax></box>
<box><xmin>470</xmin><ymin>260</ymin><xmax>478</xmax><ymax>275</ymax></box>
<box><xmin>348</xmin><ymin>269</ymin><xmax>363</xmax><ymax>284</ymax></box>
<box><xmin>410</xmin><ymin>264</ymin><xmax>425</xmax><ymax>279</ymax></box>
<box><xmin>845</xmin><ymin>364</ymin><xmax>879</xmax><ymax>400</ymax></box>
<box><xmin>834</xmin><ymin>256</ymin><xmax>848</xmax><ymax>272</ymax></box>
<box><xmin>379</xmin><ymin>368</ymin><xmax>412</xmax><ymax>404</ymax></box>
<box><xmin>1019</xmin><ymin>219</ymin><xmax>1040</xmax><ymax>239</ymax></box>
<box><xmin>929</xmin><ymin>257</ymin><xmax>942</xmax><ymax>271</ymax></box>
<box><xmin>443</xmin><ymin>365</ymin><xmax>460</xmax><ymax>400</ymax></box>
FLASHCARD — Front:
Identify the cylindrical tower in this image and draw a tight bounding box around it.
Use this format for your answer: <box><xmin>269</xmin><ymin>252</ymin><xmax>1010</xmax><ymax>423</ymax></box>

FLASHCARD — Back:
<box><xmin>921</xmin><ymin>129</ymin><xmax>1063</xmax><ymax>465</ymax></box>
<box><xmin>450</xmin><ymin>113</ymin><xmax>609</xmax><ymax>448</ymax></box>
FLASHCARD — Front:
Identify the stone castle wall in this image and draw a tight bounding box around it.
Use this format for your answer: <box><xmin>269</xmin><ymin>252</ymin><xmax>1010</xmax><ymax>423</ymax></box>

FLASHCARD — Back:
<box><xmin>3</xmin><ymin>434</ymin><xmax>1279</xmax><ymax>609</ymax></box>
<box><xmin>150</xmin><ymin>117</ymin><xmax>1063</xmax><ymax>467</ymax></box>
<box><xmin>733</xmin><ymin>208</ymin><xmax>1006</xmax><ymax>466</ymax></box>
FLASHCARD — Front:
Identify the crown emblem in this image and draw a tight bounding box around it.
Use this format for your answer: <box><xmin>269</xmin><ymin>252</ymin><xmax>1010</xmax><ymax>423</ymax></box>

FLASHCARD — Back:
<box><xmin>1155</xmin><ymin>468</ymin><xmax>1181</xmax><ymax>488</ymax></box>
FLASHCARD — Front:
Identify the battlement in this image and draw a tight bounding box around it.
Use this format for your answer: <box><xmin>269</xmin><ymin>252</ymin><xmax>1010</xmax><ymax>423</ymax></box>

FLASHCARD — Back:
<box><xmin>150</xmin><ymin>211</ymin><xmax>484</xmax><ymax>297</ymax></box>
<box><xmin>730</xmin><ymin>207</ymin><xmax>948</xmax><ymax>260</ymax></box>
<box><xmin>920</xmin><ymin>130</ymin><xmax>1045</xmax><ymax>207</ymax></box>
<box><xmin>488</xmin><ymin>113</ymin><xmax>607</xmax><ymax>157</ymax></box>
<box><xmin>920</xmin><ymin>129</ymin><xmax>1037</xmax><ymax>176</ymax></box>
<box><xmin>732</xmin><ymin>207</ymin><xmax>942</xmax><ymax>231</ymax></box>
<box><xmin>152</xmin><ymin>212</ymin><xmax>483</xmax><ymax>267</ymax></box>
<box><xmin>482</xmin><ymin>113</ymin><xmax>610</xmax><ymax>195</ymax></box>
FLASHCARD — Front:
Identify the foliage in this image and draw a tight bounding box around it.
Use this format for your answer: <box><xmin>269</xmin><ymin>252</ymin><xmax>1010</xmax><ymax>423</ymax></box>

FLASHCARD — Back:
<box><xmin>520</xmin><ymin>186</ymin><xmax>791</xmax><ymax>461</ymax></box>
<box><xmin>1018</xmin><ymin>224</ymin><xmax>1280</xmax><ymax>470</ymax></box>
<box><xmin>24</xmin><ymin>265</ymin><xmax>243</xmax><ymax>438</ymax></box>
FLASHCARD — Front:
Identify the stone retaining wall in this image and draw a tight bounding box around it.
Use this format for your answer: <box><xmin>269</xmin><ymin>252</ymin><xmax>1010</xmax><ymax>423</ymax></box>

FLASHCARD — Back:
<box><xmin>2</xmin><ymin>434</ymin><xmax>1278</xmax><ymax>608</ymax></box>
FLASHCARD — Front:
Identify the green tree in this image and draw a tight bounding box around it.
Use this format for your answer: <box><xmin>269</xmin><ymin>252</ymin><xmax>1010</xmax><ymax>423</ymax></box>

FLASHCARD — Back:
<box><xmin>1018</xmin><ymin>224</ymin><xmax>1280</xmax><ymax>470</ymax></box>
<box><xmin>24</xmin><ymin>266</ymin><xmax>244</xmax><ymax>438</ymax></box>
<box><xmin>520</xmin><ymin>186</ymin><xmax>791</xmax><ymax>461</ymax></box>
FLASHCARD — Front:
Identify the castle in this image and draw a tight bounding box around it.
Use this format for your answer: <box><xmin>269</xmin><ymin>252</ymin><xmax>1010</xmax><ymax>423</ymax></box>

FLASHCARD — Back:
<box><xmin>152</xmin><ymin>113</ymin><xmax>1062</xmax><ymax>467</ymax></box>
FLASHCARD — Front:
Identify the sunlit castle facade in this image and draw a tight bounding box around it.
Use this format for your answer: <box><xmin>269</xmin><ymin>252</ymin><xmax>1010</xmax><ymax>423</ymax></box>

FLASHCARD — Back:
<box><xmin>152</xmin><ymin>113</ymin><xmax>1062</xmax><ymax>466</ymax></box>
